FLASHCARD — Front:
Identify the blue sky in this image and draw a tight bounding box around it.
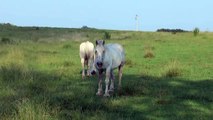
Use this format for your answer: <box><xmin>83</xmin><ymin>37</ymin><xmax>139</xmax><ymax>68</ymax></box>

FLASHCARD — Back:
<box><xmin>0</xmin><ymin>0</ymin><xmax>212</xmax><ymax>31</ymax></box>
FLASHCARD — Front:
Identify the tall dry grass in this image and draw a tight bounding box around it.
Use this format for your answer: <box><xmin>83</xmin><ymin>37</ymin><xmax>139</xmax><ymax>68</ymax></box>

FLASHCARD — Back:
<box><xmin>12</xmin><ymin>99</ymin><xmax>55</xmax><ymax>120</ymax></box>
<box><xmin>162</xmin><ymin>60</ymin><xmax>182</xmax><ymax>77</ymax></box>
<box><xmin>143</xmin><ymin>44</ymin><xmax>155</xmax><ymax>58</ymax></box>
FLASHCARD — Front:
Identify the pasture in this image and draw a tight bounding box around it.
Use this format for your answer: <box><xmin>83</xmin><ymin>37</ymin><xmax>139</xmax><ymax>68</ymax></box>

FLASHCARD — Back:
<box><xmin>0</xmin><ymin>25</ymin><xmax>212</xmax><ymax>120</ymax></box>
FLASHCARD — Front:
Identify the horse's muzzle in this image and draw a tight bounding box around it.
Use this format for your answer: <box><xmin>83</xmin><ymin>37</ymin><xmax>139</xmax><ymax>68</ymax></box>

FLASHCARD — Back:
<box><xmin>91</xmin><ymin>70</ymin><xmax>96</xmax><ymax>75</ymax></box>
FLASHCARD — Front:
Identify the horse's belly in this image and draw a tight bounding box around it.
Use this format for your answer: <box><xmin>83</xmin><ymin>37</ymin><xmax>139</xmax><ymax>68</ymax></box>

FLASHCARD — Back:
<box><xmin>104</xmin><ymin>44</ymin><xmax>125</xmax><ymax>69</ymax></box>
<box><xmin>111</xmin><ymin>54</ymin><xmax>124</xmax><ymax>68</ymax></box>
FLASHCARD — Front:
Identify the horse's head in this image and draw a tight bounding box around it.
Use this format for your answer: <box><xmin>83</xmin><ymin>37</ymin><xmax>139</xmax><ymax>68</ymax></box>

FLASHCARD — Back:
<box><xmin>94</xmin><ymin>40</ymin><xmax>105</xmax><ymax>69</ymax></box>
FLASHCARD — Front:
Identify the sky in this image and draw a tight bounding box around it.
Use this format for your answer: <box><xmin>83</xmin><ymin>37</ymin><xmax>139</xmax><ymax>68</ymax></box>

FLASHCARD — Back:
<box><xmin>0</xmin><ymin>0</ymin><xmax>212</xmax><ymax>31</ymax></box>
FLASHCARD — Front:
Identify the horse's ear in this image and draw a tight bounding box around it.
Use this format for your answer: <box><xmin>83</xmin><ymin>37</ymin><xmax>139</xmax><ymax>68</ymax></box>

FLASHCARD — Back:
<box><xmin>96</xmin><ymin>40</ymin><xmax>98</xmax><ymax>45</ymax></box>
<box><xmin>103</xmin><ymin>40</ymin><xmax>105</xmax><ymax>45</ymax></box>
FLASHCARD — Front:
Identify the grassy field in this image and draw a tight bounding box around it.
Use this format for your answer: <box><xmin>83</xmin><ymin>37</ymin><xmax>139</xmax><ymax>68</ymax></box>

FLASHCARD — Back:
<box><xmin>0</xmin><ymin>25</ymin><xmax>213</xmax><ymax>120</ymax></box>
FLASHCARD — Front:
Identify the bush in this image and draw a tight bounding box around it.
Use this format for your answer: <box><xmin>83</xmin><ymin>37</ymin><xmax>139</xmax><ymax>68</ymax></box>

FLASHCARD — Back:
<box><xmin>35</xmin><ymin>27</ymin><xmax>39</xmax><ymax>30</ymax></box>
<box><xmin>103</xmin><ymin>31</ymin><xmax>111</xmax><ymax>40</ymax></box>
<box><xmin>157</xmin><ymin>28</ymin><xmax>187</xmax><ymax>33</ymax></box>
<box><xmin>81</xmin><ymin>25</ymin><xmax>90</xmax><ymax>29</ymax></box>
<box><xmin>193</xmin><ymin>27</ymin><xmax>200</xmax><ymax>36</ymax></box>
<box><xmin>62</xmin><ymin>44</ymin><xmax>72</xmax><ymax>49</ymax></box>
<box><xmin>1</xmin><ymin>37</ymin><xmax>12</xmax><ymax>44</ymax></box>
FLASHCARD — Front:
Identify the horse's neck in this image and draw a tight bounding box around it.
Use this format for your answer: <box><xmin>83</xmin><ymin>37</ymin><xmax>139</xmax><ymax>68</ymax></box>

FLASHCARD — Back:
<box><xmin>102</xmin><ymin>49</ymin><xmax>111</xmax><ymax>64</ymax></box>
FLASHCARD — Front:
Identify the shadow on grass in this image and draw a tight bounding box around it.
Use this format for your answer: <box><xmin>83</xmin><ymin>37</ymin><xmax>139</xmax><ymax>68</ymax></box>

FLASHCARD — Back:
<box><xmin>0</xmin><ymin>65</ymin><xmax>212</xmax><ymax>119</ymax></box>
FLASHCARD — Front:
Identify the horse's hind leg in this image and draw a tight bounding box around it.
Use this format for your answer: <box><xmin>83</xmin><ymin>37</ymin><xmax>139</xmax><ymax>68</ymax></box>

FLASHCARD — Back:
<box><xmin>118</xmin><ymin>64</ymin><xmax>124</xmax><ymax>89</ymax></box>
<box><xmin>109</xmin><ymin>70</ymin><xmax>115</xmax><ymax>93</ymax></box>
<box><xmin>81</xmin><ymin>58</ymin><xmax>85</xmax><ymax>79</ymax></box>
<box><xmin>86</xmin><ymin>59</ymin><xmax>91</xmax><ymax>76</ymax></box>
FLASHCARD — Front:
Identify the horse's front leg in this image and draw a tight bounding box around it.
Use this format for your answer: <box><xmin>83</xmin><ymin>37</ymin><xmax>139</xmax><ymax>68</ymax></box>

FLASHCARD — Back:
<box><xmin>96</xmin><ymin>71</ymin><xmax>103</xmax><ymax>96</ymax></box>
<box><xmin>104</xmin><ymin>67</ymin><xmax>111</xmax><ymax>97</ymax></box>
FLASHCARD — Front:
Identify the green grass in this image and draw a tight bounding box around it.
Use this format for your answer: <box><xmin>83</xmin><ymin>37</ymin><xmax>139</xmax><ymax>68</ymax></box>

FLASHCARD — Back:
<box><xmin>0</xmin><ymin>25</ymin><xmax>212</xmax><ymax>120</ymax></box>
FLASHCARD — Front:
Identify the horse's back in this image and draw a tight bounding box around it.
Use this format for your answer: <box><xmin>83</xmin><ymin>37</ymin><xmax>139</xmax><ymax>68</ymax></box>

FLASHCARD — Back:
<box><xmin>80</xmin><ymin>41</ymin><xmax>94</xmax><ymax>59</ymax></box>
<box><xmin>105</xmin><ymin>44</ymin><xmax>125</xmax><ymax>68</ymax></box>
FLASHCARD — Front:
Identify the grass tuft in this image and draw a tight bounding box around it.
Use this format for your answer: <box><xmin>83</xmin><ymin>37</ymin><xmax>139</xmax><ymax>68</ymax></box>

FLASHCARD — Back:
<box><xmin>144</xmin><ymin>49</ymin><xmax>154</xmax><ymax>58</ymax></box>
<box><xmin>125</xmin><ymin>59</ymin><xmax>135</xmax><ymax>67</ymax></box>
<box><xmin>12</xmin><ymin>99</ymin><xmax>54</xmax><ymax>120</ymax></box>
<box><xmin>63</xmin><ymin>61</ymin><xmax>75</xmax><ymax>67</ymax></box>
<box><xmin>162</xmin><ymin>60</ymin><xmax>182</xmax><ymax>77</ymax></box>
<box><xmin>0</xmin><ymin>64</ymin><xmax>28</xmax><ymax>82</ymax></box>
<box><xmin>144</xmin><ymin>44</ymin><xmax>155</xmax><ymax>58</ymax></box>
<box><xmin>62</xmin><ymin>44</ymin><xmax>72</xmax><ymax>49</ymax></box>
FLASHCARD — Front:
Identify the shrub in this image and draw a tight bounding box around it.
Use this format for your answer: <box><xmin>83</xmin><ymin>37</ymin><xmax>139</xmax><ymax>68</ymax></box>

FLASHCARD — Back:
<box><xmin>1</xmin><ymin>37</ymin><xmax>12</xmax><ymax>44</ymax></box>
<box><xmin>62</xmin><ymin>44</ymin><xmax>72</xmax><ymax>49</ymax></box>
<box><xmin>157</xmin><ymin>28</ymin><xmax>187</xmax><ymax>33</ymax></box>
<box><xmin>193</xmin><ymin>27</ymin><xmax>200</xmax><ymax>36</ymax></box>
<box><xmin>81</xmin><ymin>25</ymin><xmax>90</xmax><ymax>29</ymax></box>
<box><xmin>86</xmin><ymin>34</ymin><xmax>89</xmax><ymax>38</ymax></box>
<box><xmin>103</xmin><ymin>31</ymin><xmax>111</xmax><ymax>40</ymax></box>
<box><xmin>35</xmin><ymin>27</ymin><xmax>39</xmax><ymax>30</ymax></box>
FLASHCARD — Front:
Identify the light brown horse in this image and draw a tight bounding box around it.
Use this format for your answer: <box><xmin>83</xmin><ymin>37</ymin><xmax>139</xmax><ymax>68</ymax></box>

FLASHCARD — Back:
<box><xmin>79</xmin><ymin>41</ymin><xmax>94</xmax><ymax>79</ymax></box>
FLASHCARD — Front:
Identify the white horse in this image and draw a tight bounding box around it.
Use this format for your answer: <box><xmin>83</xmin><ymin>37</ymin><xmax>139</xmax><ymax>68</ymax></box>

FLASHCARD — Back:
<box><xmin>79</xmin><ymin>41</ymin><xmax>94</xmax><ymax>79</ymax></box>
<box><xmin>91</xmin><ymin>40</ymin><xmax>125</xmax><ymax>97</ymax></box>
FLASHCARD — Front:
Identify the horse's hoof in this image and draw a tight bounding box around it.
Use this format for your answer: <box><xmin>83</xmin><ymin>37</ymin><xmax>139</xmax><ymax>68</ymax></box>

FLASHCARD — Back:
<box><xmin>86</xmin><ymin>73</ymin><xmax>91</xmax><ymax>77</ymax></box>
<box><xmin>108</xmin><ymin>89</ymin><xmax>114</xmax><ymax>94</ymax></box>
<box><xmin>118</xmin><ymin>86</ymin><xmax>122</xmax><ymax>91</ymax></box>
<box><xmin>96</xmin><ymin>92</ymin><xmax>103</xmax><ymax>96</ymax></box>
<box><xmin>104</xmin><ymin>93</ymin><xmax>110</xmax><ymax>97</ymax></box>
